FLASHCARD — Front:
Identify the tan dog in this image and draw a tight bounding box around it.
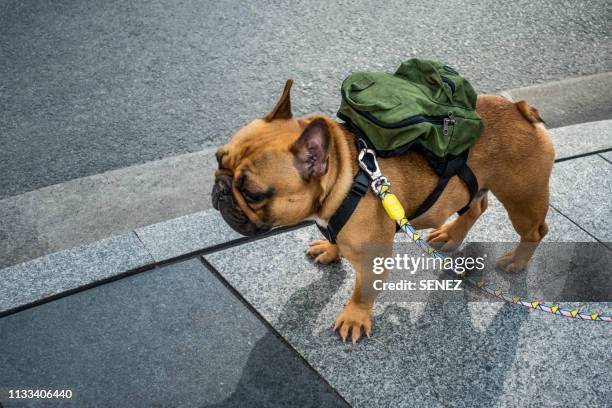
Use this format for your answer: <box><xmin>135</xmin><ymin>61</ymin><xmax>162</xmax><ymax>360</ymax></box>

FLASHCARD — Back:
<box><xmin>212</xmin><ymin>79</ymin><xmax>555</xmax><ymax>343</ymax></box>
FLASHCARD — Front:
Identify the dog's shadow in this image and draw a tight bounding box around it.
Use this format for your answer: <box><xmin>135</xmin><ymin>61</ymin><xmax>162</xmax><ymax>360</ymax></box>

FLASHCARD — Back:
<box><xmin>208</xmin><ymin>259</ymin><xmax>529</xmax><ymax>407</ymax></box>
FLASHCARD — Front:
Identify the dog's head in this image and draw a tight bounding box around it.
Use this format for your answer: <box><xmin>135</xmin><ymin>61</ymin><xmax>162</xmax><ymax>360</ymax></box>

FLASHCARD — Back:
<box><xmin>212</xmin><ymin>80</ymin><xmax>333</xmax><ymax>236</ymax></box>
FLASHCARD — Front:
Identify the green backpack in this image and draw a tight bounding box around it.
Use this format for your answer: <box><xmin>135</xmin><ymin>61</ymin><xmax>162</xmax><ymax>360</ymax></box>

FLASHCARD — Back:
<box><xmin>337</xmin><ymin>58</ymin><xmax>484</xmax><ymax>158</ymax></box>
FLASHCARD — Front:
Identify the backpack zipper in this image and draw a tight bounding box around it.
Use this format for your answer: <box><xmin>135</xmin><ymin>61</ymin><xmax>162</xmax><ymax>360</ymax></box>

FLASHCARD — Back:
<box><xmin>443</xmin><ymin>112</ymin><xmax>456</xmax><ymax>136</ymax></box>
<box><xmin>341</xmin><ymin>91</ymin><xmax>457</xmax><ymax>132</ymax></box>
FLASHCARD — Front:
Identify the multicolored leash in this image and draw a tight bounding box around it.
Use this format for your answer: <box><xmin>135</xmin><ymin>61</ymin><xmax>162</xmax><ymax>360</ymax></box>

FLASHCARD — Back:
<box><xmin>357</xmin><ymin>148</ymin><xmax>612</xmax><ymax>322</ymax></box>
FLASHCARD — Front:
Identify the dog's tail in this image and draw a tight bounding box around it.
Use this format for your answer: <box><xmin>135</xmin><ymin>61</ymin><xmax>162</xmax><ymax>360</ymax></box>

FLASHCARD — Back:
<box><xmin>515</xmin><ymin>100</ymin><xmax>546</xmax><ymax>125</ymax></box>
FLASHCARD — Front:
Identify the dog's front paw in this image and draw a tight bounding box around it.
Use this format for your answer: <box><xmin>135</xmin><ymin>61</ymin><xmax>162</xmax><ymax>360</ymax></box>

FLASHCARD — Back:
<box><xmin>427</xmin><ymin>222</ymin><xmax>465</xmax><ymax>252</ymax></box>
<box><xmin>333</xmin><ymin>301</ymin><xmax>372</xmax><ymax>344</ymax></box>
<box><xmin>307</xmin><ymin>239</ymin><xmax>341</xmax><ymax>264</ymax></box>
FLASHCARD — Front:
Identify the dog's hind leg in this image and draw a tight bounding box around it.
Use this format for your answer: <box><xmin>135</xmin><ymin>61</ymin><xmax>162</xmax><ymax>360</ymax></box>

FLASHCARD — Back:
<box><xmin>427</xmin><ymin>190</ymin><xmax>489</xmax><ymax>251</ymax></box>
<box><xmin>493</xmin><ymin>184</ymin><xmax>550</xmax><ymax>272</ymax></box>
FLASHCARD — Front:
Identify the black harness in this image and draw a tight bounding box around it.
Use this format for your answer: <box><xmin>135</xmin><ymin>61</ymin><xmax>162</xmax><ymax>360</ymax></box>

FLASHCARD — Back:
<box><xmin>317</xmin><ymin>126</ymin><xmax>479</xmax><ymax>244</ymax></box>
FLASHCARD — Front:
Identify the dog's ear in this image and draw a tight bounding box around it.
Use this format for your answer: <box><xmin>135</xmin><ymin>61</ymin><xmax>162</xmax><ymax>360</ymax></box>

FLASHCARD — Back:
<box><xmin>292</xmin><ymin>118</ymin><xmax>329</xmax><ymax>179</ymax></box>
<box><xmin>264</xmin><ymin>79</ymin><xmax>293</xmax><ymax>121</ymax></box>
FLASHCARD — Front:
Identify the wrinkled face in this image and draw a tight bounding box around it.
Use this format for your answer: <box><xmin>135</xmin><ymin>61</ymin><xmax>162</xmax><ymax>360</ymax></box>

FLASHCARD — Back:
<box><xmin>211</xmin><ymin>80</ymin><xmax>331</xmax><ymax>236</ymax></box>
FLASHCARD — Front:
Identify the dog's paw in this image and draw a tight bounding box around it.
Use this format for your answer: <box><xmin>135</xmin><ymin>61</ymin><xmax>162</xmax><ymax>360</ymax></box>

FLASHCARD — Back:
<box><xmin>427</xmin><ymin>223</ymin><xmax>464</xmax><ymax>252</ymax></box>
<box><xmin>496</xmin><ymin>249</ymin><xmax>528</xmax><ymax>273</ymax></box>
<box><xmin>307</xmin><ymin>239</ymin><xmax>341</xmax><ymax>264</ymax></box>
<box><xmin>333</xmin><ymin>301</ymin><xmax>372</xmax><ymax>344</ymax></box>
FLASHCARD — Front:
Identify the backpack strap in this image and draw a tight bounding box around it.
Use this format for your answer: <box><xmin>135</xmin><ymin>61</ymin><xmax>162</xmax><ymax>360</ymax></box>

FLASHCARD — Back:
<box><xmin>316</xmin><ymin>169</ymin><xmax>370</xmax><ymax>244</ymax></box>
<box><xmin>407</xmin><ymin>148</ymin><xmax>478</xmax><ymax>220</ymax></box>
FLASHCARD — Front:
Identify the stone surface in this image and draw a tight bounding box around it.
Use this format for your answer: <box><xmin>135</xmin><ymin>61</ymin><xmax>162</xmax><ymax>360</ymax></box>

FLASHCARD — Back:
<box><xmin>550</xmin><ymin>155</ymin><xmax>612</xmax><ymax>243</ymax></box>
<box><xmin>206</xmin><ymin>224</ymin><xmax>611</xmax><ymax>407</ymax></box>
<box><xmin>0</xmin><ymin>259</ymin><xmax>347</xmax><ymax>407</ymax></box>
<box><xmin>504</xmin><ymin>72</ymin><xmax>612</xmax><ymax>128</ymax></box>
<box><xmin>600</xmin><ymin>151</ymin><xmax>612</xmax><ymax>163</ymax></box>
<box><xmin>0</xmin><ymin>232</ymin><xmax>153</xmax><ymax>314</ymax></box>
<box><xmin>135</xmin><ymin>209</ymin><xmax>242</xmax><ymax>262</ymax></box>
<box><xmin>548</xmin><ymin>120</ymin><xmax>612</xmax><ymax>160</ymax></box>
<box><xmin>466</xmin><ymin>195</ymin><xmax>596</xmax><ymax>242</ymax></box>
<box><xmin>0</xmin><ymin>148</ymin><xmax>218</xmax><ymax>269</ymax></box>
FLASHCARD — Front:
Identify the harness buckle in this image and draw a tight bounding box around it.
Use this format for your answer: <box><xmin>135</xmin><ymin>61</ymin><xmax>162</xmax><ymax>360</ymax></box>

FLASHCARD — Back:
<box><xmin>358</xmin><ymin>148</ymin><xmax>382</xmax><ymax>180</ymax></box>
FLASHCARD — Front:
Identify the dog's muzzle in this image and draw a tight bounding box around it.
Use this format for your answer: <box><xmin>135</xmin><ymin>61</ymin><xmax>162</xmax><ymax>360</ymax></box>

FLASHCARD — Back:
<box><xmin>212</xmin><ymin>175</ymin><xmax>270</xmax><ymax>236</ymax></box>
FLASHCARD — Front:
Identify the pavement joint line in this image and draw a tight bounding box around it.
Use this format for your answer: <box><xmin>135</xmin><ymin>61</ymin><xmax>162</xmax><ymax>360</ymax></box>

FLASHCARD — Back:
<box><xmin>549</xmin><ymin>203</ymin><xmax>611</xmax><ymax>251</ymax></box>
<box><xmin>0</xmin><ymin>263</ymin><xmax>155</xmax><ymax>319</ymax></box>
<box><xmin>0</xmin><ymin>221</ymin><xmax>313</xmax><ymax>319</ymax></box>
<box><xmin>198</xmin><ymin>256</ymin><xmax>352</xmax><ymax>408</ymax></box>
<box><xmin>133</xmin><ymin>229</ymin><xmax>156</xmax><ymax>268</ymax></box>
<box><xmin>553</xmin><ymin>147</ymin><xmax>612</xmax><ymax>163</ymax></box>
<box><xmin>599</xmin><ymin>154</ymin><xmax>612</xmax><ymax>166</ymax></box>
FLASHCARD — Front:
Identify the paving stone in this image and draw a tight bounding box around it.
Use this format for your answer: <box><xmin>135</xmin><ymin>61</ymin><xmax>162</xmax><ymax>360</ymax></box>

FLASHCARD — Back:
<box><xmin>135</xmin><ymin>209</ymin><xmax>242</xmax><ymax>262</ymax></box>
<box><xmin>0</xmin><ymin>232</ymin><xmax>153</xmax><ymax>315</ymax></box>
<box><xmin>0</xmin><ymin>259</ymin><xmax>347</xmax><ymax>407</ymax></box>
<box><xmin>206</xmin><ymin>226</ymin><xmax>611</xmax><ymax>407</ymax></box>
<box><xmin>600</xmin><ymin>151</ymin><xmax>612</xmax><ymax>163</ymax></box>
<box><xmin>549</xmin><ymin>120</ymin><xmax>612</xmax><ymax>160</ymax></box>
<box><xmin>550</xmin><ymin>155</ymin><xmax>612</xmax><ymax>243</ymax></box>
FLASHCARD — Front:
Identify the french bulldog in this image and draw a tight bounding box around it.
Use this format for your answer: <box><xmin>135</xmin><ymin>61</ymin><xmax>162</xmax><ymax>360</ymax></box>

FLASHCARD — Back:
<box><xmin>212</xmin><ymin>79</ymin><xmax>554</xmax><ymax>343</ymax></box>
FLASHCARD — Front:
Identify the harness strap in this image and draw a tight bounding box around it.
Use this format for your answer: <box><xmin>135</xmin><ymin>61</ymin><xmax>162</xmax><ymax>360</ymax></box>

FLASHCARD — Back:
<box><xmin>455</xmin><ymin>161</ymin><xmax>479</xmax><ymax>215</ymax></box>
<box><xmin>407</xmin><ymin>150</ymin><xmax>478</xmax><ymax>220</ymax></box>
<box><xmin>317</xmin><ymin>169</ymin><xmax>370</xmax><ymax>244</ymax></box>
<box><xmin>317</xmin><ymin>134</ymin><xmax>479</xmax><ymax>243</ymax></box>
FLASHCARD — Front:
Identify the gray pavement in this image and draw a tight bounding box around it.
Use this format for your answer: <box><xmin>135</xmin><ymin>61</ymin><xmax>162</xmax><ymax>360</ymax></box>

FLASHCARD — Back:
<box><xmin>200</xmin><ymin>152</ymin><xmax>612</xmax><ymax>406</ymax></box>
<box><xmin>0</xmin><ymin>259</ymin><xmax>347</xmax><ymax>407</ymax></box>
<box><xmin>205</xmin><ymin>226</ymin><xmax>611</xmax><ymax>407</ymax></box>
<box><xmin>1</xmin><ymin>0</ymin><xmax>611</xmax><ymax>198</ymax></box>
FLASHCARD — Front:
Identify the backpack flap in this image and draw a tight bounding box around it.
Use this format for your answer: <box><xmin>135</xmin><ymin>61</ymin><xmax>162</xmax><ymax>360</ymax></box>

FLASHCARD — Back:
<box><xmin>338</xmin><ymin>58</ymin><xmax>484</xmax><ymax>158</ymax></box>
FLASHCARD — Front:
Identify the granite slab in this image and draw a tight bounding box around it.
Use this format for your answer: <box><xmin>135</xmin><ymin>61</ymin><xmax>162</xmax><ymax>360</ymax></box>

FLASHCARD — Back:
<box><xmin>135</xmin><ymin>209</ymin><xmax>242</xmax><ymax>262</ymax></box>
<box><xmin>206</xmin><ymin>225</ymin><xmax>611</xmax><ymax>407</ymax></box>
<box><xmin>0</xmin><ymin>232</ymin><xmax>153</xmax><ymax>315</ymax></box>
<box><xmin>549</xmin><ymin>120</ymin><xmax>612</xmax><ymax>160</ymax></box>
<box><xmin>0</xmin><ymin>259</ymin><xmax>347</xmax><ymax>407</ymax></box>
<box><xmin>550</xmin><ymin>155</ymin><xmax>612</xmax><ymax>243</ymax></box>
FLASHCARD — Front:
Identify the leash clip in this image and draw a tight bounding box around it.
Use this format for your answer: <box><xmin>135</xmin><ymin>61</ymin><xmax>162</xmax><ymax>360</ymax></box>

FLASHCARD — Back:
<box><xmin>358</xmin><ymin>148</ymin><xmax>382</xmax><ymax>180</ymax></box>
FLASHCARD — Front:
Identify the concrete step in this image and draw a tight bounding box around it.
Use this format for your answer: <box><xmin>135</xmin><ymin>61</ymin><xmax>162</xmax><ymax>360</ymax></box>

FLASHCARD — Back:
<box><xmin>500</xmin><ymin>71</ymin><xmax>612</xmax><ymax>129</ymax></box>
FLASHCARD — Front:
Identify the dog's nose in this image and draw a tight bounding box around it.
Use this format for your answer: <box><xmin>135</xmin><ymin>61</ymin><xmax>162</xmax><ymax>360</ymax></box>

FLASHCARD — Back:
<box><xmin>212</xmin><ymin>175</ymin><xmax>232</xmax><ymax>210</ymax></box>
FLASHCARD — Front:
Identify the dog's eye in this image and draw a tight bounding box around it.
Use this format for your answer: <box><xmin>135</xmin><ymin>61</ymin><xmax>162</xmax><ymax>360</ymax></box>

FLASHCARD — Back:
<box><xmin>241</xmin><ymin>187</ymin><xmax>274</xmax><ymax>204</ymax></box>
<box><xmin>242</xmin><ymin>189</ymin><xmax>263</xmax><ymax>204</ymax></box>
